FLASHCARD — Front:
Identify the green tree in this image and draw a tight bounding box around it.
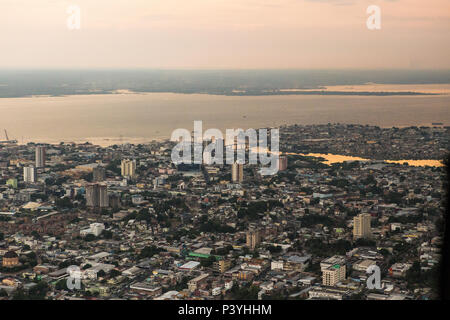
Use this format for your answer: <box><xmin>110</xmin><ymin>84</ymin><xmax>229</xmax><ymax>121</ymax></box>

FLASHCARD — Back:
<box><xmin>97</xmin><ymin>270</ymin><xmax>106</xmax><ymax>278</ymax></box>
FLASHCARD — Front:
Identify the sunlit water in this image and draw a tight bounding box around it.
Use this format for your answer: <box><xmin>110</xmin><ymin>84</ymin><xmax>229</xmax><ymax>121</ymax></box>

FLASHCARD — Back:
<box><xmin>303</xmin><ymin>153</ymin><xmax>444</xmax><ymax>167</ymax></box>
<box><xmin>1</xmin><ymin>92</ymin><xmax>449</xmax><ymax>146</ymax></box>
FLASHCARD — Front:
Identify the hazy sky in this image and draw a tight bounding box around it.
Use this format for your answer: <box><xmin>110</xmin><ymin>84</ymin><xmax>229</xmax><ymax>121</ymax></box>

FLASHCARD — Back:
<box><xmin>1</xmin><ymin>0</ymin><xmax>450</xmax><ymax>69</ymax></box>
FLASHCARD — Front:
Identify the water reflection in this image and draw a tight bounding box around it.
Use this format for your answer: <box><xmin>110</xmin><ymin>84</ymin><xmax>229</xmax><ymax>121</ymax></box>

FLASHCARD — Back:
<box><xmin>302</xmin><ymin>153</ymin><xmax>443</xmax><ymax>167</ymax></box>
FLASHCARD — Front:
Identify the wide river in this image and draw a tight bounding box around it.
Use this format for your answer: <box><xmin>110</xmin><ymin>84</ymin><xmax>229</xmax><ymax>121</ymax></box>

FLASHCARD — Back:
<box><xmin>0</xmin><ymin>92</ymin><xmax>449</xmax><ymax>149</ymax></box>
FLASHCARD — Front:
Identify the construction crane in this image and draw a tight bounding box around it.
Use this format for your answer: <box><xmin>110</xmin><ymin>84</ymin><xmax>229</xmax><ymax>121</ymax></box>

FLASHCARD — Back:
<box><xmin>0</xmin><ymin>129</ymin><xmax>18</xmax><ymax>144</ymax></box>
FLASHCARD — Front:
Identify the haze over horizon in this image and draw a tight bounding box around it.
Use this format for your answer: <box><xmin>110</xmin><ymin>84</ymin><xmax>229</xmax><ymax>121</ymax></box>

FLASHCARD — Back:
<box><xmin>1</xmin><ymin>0</ymin><xmax>450</xmax><ymax>69</ymax></box>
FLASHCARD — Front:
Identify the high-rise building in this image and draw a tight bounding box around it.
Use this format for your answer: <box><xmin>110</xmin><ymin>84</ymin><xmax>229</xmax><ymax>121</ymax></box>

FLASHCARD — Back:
<box><xmin>86</xmin><ymin>183</ymin><xmax>109</xmax><ymax>209</ymax></box>
<box><xmin>278</xmin><ymin>155</ymin><xmax>288</xmax><ymax>171</ymax></box>
<box><xmin>23</xmin><ymin>166</ymin><xmax>37</xmax><ymax>183</ymax></box>
<box><xmin>35</xmin><ymin>146</ymin><xmax>46</xmax><ymax>168</ymax></box>
<box><xmin>246</xmin><ymin>229</ymin><xmax>261</xmax><ymax>250</ymax></box>
<box><xmin>121</xmin><ymin>159</ymin><xmax>136</xmax><ymax>179</ymax></box>
<box><xmin>86</xmin><ymin>184</ymin><xmax>98</xmax><ymax>208</ymax></box>
<box><xmin>93</xmin><ymin>166</ymin><xmax>106</xmax><ymax>182</ymax></box>
<box><xmin>231</xmin><ymin>163</ymin><xmax>244</xmax><ymax>183</ymax></box>
<box><xmin>109</xmin><ymin>193</ymin><xmax>121</xmax><ymax>209</ymax></box>
<box><xmin>98</xmin><ymin>184</ymin><xmax>109</xmax><ymax>208</ymax></box>
<box><xmin>322</xmin><ymin>264</ymin><xmax>346</xmax><ymax>286</ymax></box>
<box><xmin>353</xmin><ymin>213</ymin><xmax>372</xmax><ymax>239</ymax></box>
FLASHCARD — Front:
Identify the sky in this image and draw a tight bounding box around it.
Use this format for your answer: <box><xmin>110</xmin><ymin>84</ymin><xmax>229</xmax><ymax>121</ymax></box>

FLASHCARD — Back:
<box><xmin>1</xmin><ymin>0</ymin><xmax>449</xmax><ymax>69</ymax></box>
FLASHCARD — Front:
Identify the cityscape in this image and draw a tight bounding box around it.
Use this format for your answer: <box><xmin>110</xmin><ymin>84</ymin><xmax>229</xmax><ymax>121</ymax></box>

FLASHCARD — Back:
<box><xmin>0</xmin><ymin>0</ymin><xmax>450</xmax><ymax>309</ymax></box>
<box><xmin>0</xmin><ymin>124</ymin><xmax>447</xmax><ymax>300</ymax></box>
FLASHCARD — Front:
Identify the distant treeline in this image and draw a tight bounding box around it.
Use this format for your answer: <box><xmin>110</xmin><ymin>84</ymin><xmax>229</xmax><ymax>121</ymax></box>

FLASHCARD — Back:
<box><xmin>1</xmin><ymin>69</ymin><xmax>448</xmax><ymax>98</ymax></box>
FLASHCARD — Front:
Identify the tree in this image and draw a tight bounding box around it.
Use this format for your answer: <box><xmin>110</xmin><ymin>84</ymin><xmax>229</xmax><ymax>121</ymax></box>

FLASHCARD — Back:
<box><xmin>31</xmin><ymin>230</ymin><xmax>41</xmax><ymax>240</ymax></box>
<box><xmin>354</xmin><ymin>238</ymin><xmax>376</xmax><ymax>248</ymax></box>
<box><xmin>267</xmin><ymin>245</ymin><xmax>282</xmax><ymax>254</ymax></box>
<box><xmin>110</xmin><ymin>269</ymin><xmax>121</xmax><ymax>278</ymax></box>
<box><xmin>55</xmin><ymin>279</ymin><xmax>69</xmax><ymax>291</ymax></box>
<box><xmin>59</xmin><ymin>259</ymin><xmax>78</xmax><ymax>269</ymax></box>
<box><xmin>13</xmin><ymin>282</ymin><xmax>49</xmax><ymax>300</ymax></box>
<box><xmin>84</xmin><ymin>234</ymin><xmax>97</xmax><ymax>242</ymax></box>
<box><xmin>138</xmin><ymin>246</ymin><xmax>163</xmax><ymax>259</ymax></box>
<box><xmin>101</xmin><ymin>230</ymin><xmax>113</xmax><ymax>239</ymax></box>
<box><xmin>97</xmin><ymin>270</ymin><xmax>106</xmax><ymax>278</ymax></box>
<box><xmin>229</xmin><ymin>284</ymin><xmax>259</xmax><ymax>300</ymax></box>
<box><xmin>56</xmin><ymin>197</ymin><xmax>73</xmax><ymax>209</ymax></box>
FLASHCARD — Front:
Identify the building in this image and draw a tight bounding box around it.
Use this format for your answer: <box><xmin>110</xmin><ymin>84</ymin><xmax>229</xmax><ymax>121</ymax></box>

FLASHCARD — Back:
<box><xmin>91</xmin><ymin>223</ymin><xmax>106</xmax><ymax>236</ymax></box>
<box><xmin>130</xmin><ymin>282</ymin><xmax>162</xmax><ymax>297</ymax></box>
<box><xmin>155</xmin><ymin>290</ymin><xmax>182</xmax><ymax>300</ymax></box>
<box><xmin>109</xmin><ymin>193</ymin><xmax>121</xmax><ymax>209</ymax></box>
<box><xmin>35</xmin><ymin>146</ymin><xmax>46</xmax><ymax>168</ymax></box>
<box><xmin>98</xmin><ymin>185</ymin><xmax>108</xmax><ymax>208</ymax></box>
<box><xmin>86</xmin><ymin>183</ymin><xmax>109</xmax><ymax>209</ymax></box>
<box><xmin>322</xmin><ymin>264</ymin><xmax>346</xmax><ymax>286</ymax></box>
<box><xmin>179</xmin><ymin>261</ymin><xmax>200</xmax><ymax>271</ymax></box>
<box><xmin>320</xmin><ymin>255</ymin><xmax>346</xmax><ymax>271</ymax></box>
<box><xmin>85</xmin><ymin>184</ymin><xmax>98</xmax><ymax>208</ymax></box>
<box><xmin>353</xmin><ymin>213</ymin><xmax>372</xmax><ymax>239</ymax></box>
<box><xmin>271</xmin><ymin>260</ymin><xmax>284</xmax><ymax>270</ymax></box>
<box><xmin>389</xmin><ymin>263</ymin><xmax>412</xmax><ymax>277</ymax></box>
<box><xmin>246</xmin><ymin>229</ymin><xmax>261</xmax><ymax>250</ymax></box>
<box><xmin>232</xmin><ymin>163</ymin><xmax>244</xmax><ymax>183</ymax></box>
<box><xmin>235</xmin><ymin>270</ymin><xmax>254</xmax><ymax>281</ymax></box>
<box><xmin>131</xmin><ymin>195</ymin><xmax>144</xmax><ymax>205</ymax></box>
<box><xmin>278</xmin><ymin>155</ymin><xmax>288</xmax><ymax>171</ymax></box>
<box><xmin>188</xmin><ymin>273</ymin><xmax>209</xmax><ymax>292</ymax></box>
<box><xmin>214</xmin><ymin>259</ymin><xmax>232</xmax><ymax>273</ymax></box>
<box><xmin>93</xmin><ymin>167</ymin><xmax>106</xmax><ymax>182</ymax></box>
<box><xmin>80</xmin><ymin>223</ymin><xmax>105</xmax><ymax>237</ymax></box>
<box><xmin>284</xmin><ymin>255</ymin><xmax>311</xmax><ymax>271</ymax></box>
<box><xmin>2</xmin><ymin>251</ymin><xmax>19</xmax><ymax>267</ymax></box>
<box><xmin>121</xmin><ymin>159</ymin><xmax>136</xmax><ymax>179</ymax></box>
<box><xmin>353</xmin><ymin>259</ymin><xmax>377</xmax><ymax>272</ymax></box>
<box><xmin>308</xmin><ymin>286</ymin><xmax>351</xmax><ymax>300</ymax></box>
<box><xmin>23</xmin><ymin>166</ymin><xmax>37</xmax><ymax>183</ymax></box>
<box><xmin>6</xmin><ymin>178</ymin><xmax>18</xmax><ymax>188</ymax></box>
<box><xmin>153</xmin><ymin>176</ymin><xmax>166</xmax><ymax>189</ymax></box>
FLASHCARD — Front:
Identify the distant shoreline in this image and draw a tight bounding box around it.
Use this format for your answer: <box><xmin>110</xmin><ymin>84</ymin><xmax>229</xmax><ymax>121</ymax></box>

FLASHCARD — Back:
<box><xmin>0</xmin><ymin>90</ymin><xmax>438</xmax><ymax>99</ymax></box>
<box><xmin>2</xmin><ymin>69</ymin><xmax>449</xmax><ymax>98</ymax></box>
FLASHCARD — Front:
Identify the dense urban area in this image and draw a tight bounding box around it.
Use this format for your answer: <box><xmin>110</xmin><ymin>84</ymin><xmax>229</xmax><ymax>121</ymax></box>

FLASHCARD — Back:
<box><xmin>0</xmin><ymin>124</ymin><xmax>448</xmax><ymax>300</ymax></box>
